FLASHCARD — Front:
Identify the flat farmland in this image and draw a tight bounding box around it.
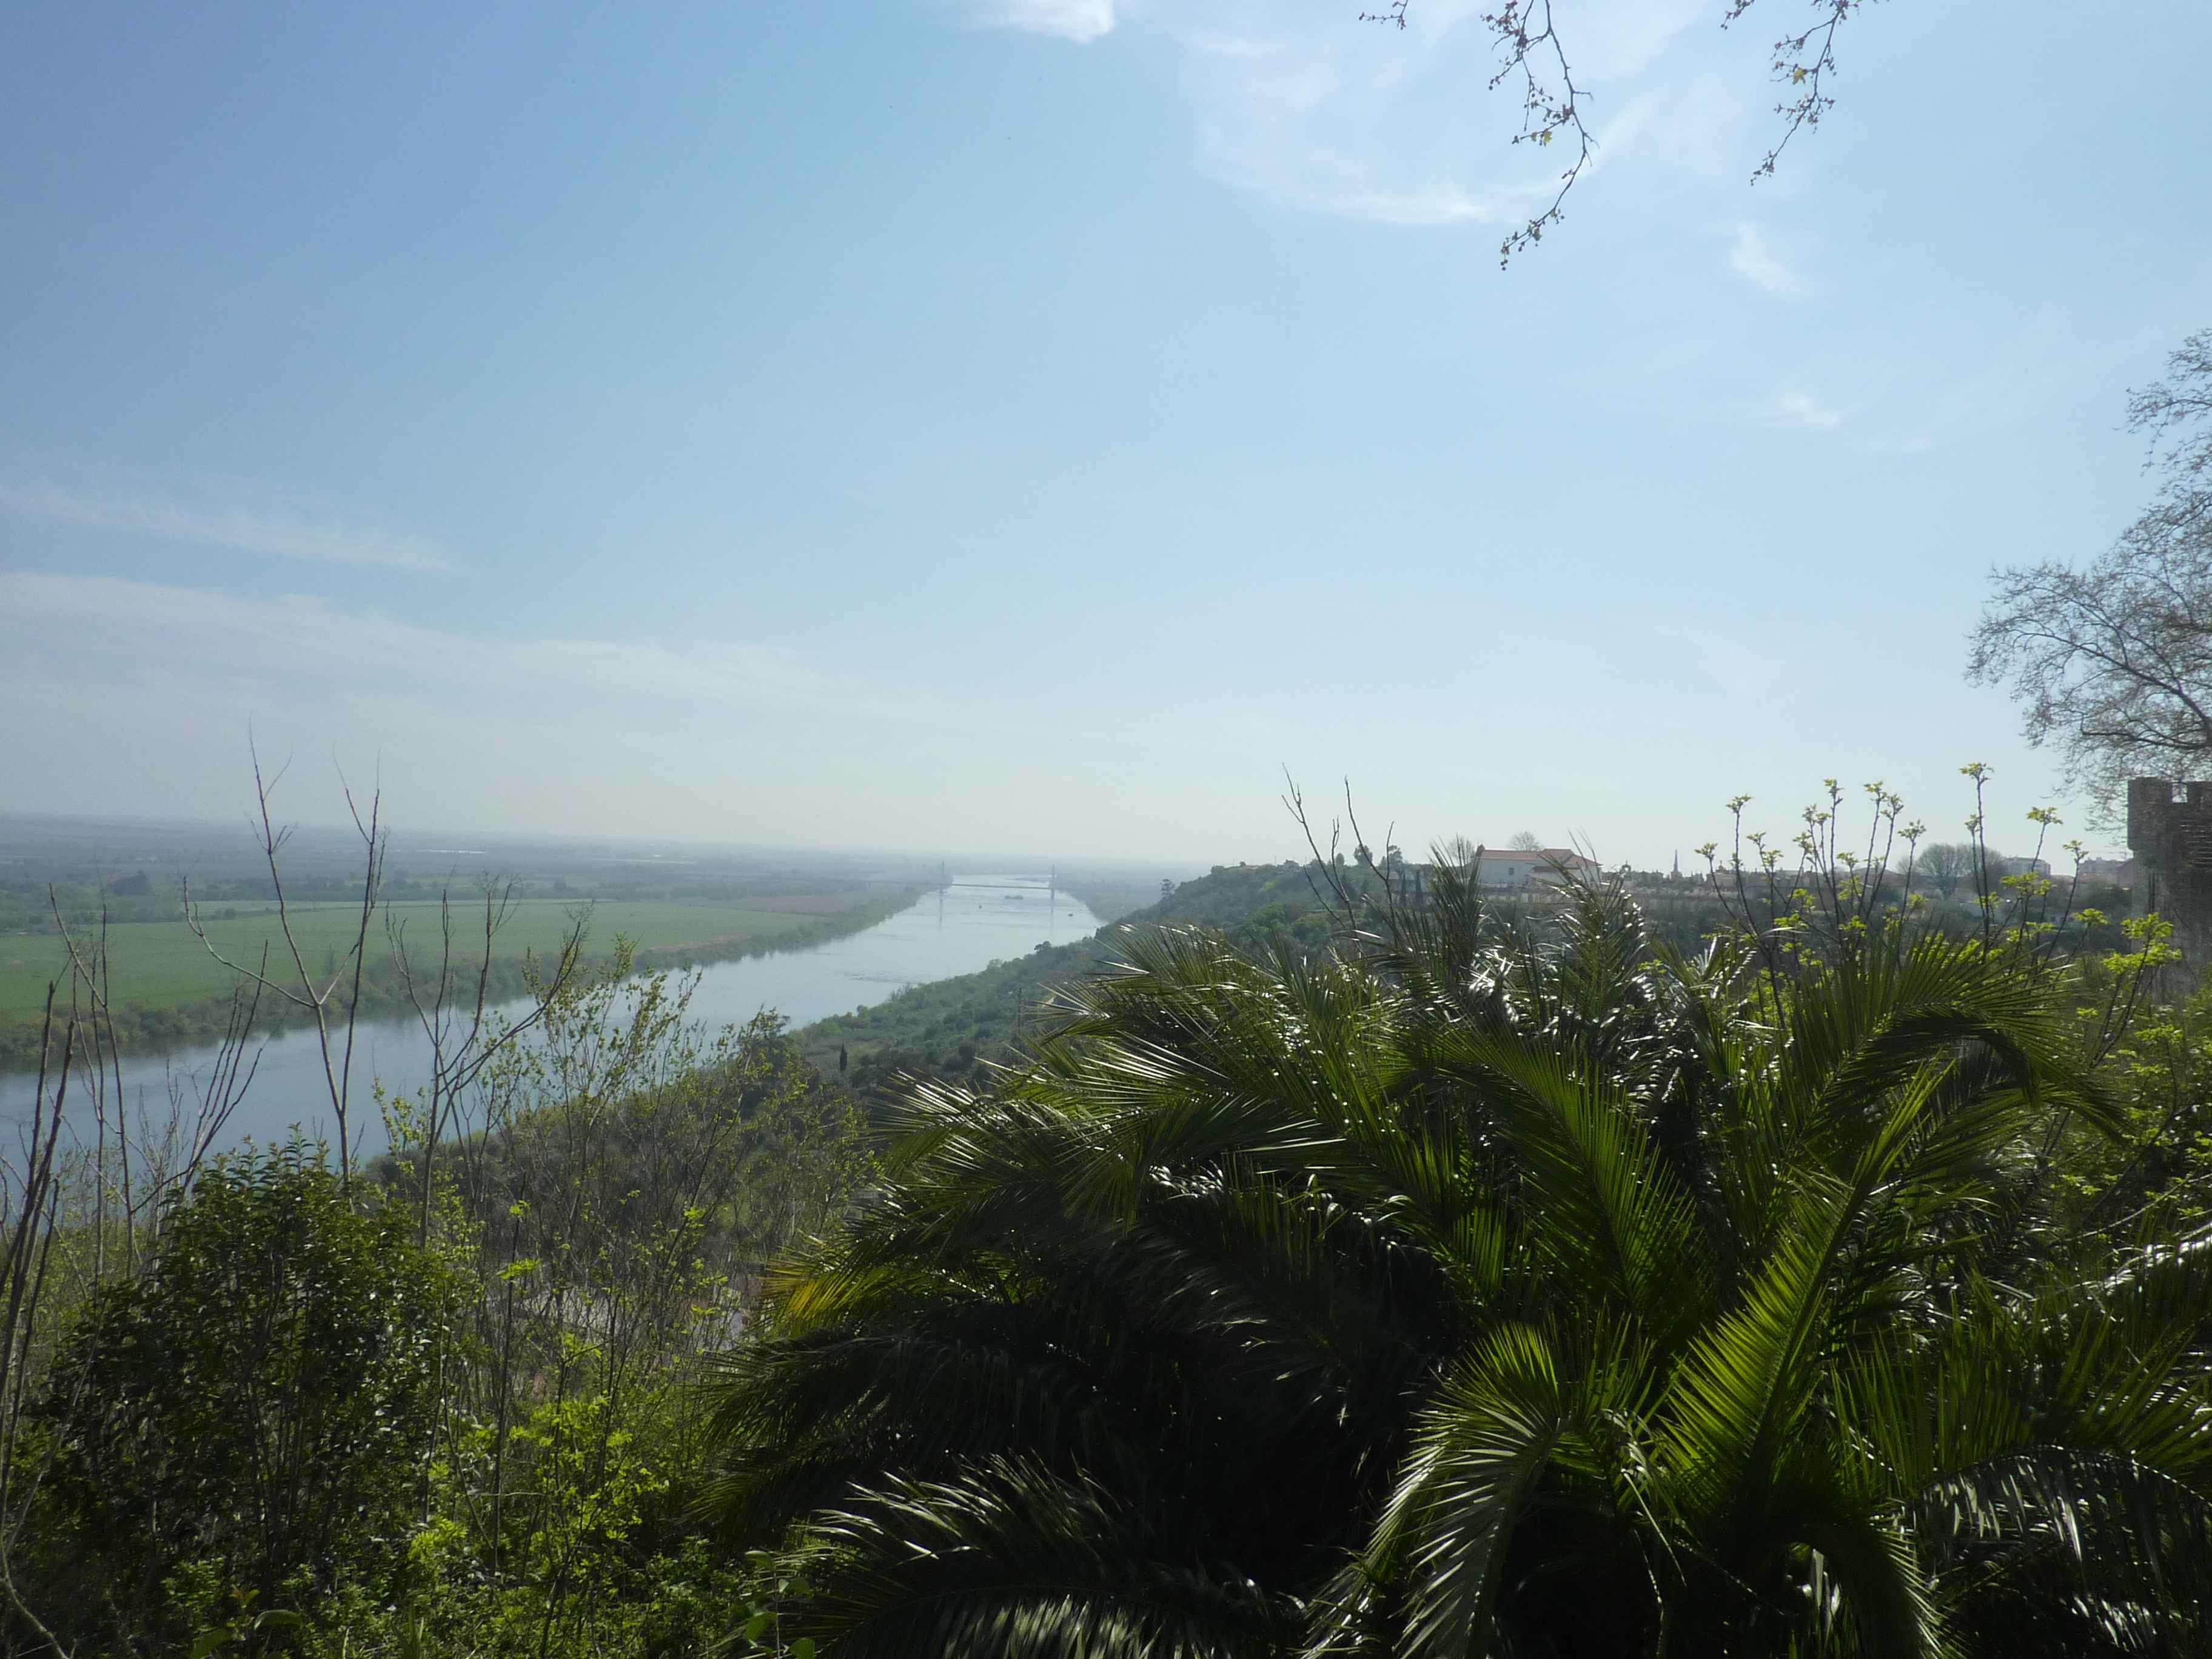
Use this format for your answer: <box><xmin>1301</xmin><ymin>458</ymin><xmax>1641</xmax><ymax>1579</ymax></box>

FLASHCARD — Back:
<box><xmin>0</xmin><ymin>899</ymin><xmax>826</xmax><ymax>1024</ymax></box>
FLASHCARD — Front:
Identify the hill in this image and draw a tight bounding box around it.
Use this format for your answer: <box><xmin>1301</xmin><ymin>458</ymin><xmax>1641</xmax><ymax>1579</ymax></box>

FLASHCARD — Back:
<box><xmin>795</xmin><ymin>858</ymin><xmax>1820</xmax><ymax>1101</ymax></box>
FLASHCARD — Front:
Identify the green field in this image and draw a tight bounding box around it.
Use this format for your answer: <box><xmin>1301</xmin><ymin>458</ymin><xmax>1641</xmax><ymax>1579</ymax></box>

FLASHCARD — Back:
<box><xmin>0</xmin><ymin>899</ymin><xmax>822</xmax><ymax>1024</ymax></box>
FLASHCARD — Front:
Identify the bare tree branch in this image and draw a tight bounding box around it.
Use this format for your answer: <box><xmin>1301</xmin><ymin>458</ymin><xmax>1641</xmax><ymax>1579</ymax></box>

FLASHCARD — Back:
<box><xmin>182</xmin><ymin>743</ymin><xmax>389</xmax><ymax>1181</ymax></box>
<box><xmin>1482</xmin><ymin>1</ymin><xmax>1597</xmax><ymax>266</ymax></box>
<box><xmin>1972</xmin><ymin>330</ymin><xmax>2212</xmax><ymax>818</ymax></box>
<box><xmin>1373</xmin><ymin>1</ymin><xmax>1880</xmax><ymax>261</ymax></box>
<box><xmin>1729</xmin><ymin>0</ymin><xmax>1869</xmax><ymax>183</ymax></box>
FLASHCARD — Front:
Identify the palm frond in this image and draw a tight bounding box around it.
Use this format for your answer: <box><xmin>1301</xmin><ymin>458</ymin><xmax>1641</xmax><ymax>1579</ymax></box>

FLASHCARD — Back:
<box><xmin>785</xmin><ymin>1456</ymin><xmax>1304</xmax><ymax>1659</ymax></box>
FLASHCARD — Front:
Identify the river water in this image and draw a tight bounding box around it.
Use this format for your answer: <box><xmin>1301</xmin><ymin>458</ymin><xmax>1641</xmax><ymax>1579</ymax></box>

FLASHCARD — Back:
<box><xmin>0</xmin><ymin>876</ymin><xmax>1102</xmax><ymax>1158</ymax></box>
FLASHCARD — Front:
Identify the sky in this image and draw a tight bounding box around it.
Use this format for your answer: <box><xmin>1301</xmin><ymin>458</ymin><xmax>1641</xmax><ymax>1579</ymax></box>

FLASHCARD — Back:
<box><xmin>4</xmin><ymin>1</ymin><xmax>2209</xmax><ymax>867</ymax></box>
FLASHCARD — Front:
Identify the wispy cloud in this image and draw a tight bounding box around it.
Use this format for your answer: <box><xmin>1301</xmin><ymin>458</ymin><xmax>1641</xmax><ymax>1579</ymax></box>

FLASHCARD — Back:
<box><xmin>1177</xmin><ymin>18</ymin><xmax>1515</xmax><ymax>226</ymax></box>
<box><xmin>1090</xmin><ymin>0</ymin><xmax>1729</xmax><ymax>227</ymax></box>
<box><xmin>948</xmin><ymin>0</ymin><xmax>1761</xmax><ymax>227</ymax></box>
<box><xmin>1759</xmin><ymin>386</ymin><xmax>1847</xmax><ymax>432</ymax></box>
<box><xmin>0</xmin><ymin>473</ymin><xmax>446</xmax><ymax>571</ymax></box>
<box><xmin>1726</xmin><ymin>222</ymin><xmax>1813</xmax><ymax>298</ymax></box>
<box><xmin>972</xmin><ymin>0</ymin><xmax>1114</xmax><ymax>42</ymax></box>
<box><xmin>0</xmin><ymin>572</ymin><xmax>985</xmax><ymax>732</ymax></box>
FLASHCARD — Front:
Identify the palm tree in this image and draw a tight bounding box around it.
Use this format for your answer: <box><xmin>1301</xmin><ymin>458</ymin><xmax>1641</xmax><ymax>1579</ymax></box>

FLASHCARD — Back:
<box><xmin>706</xmin><ymin>863</ymin><xmax>2212</xmax><ymax>1657</ymax></box>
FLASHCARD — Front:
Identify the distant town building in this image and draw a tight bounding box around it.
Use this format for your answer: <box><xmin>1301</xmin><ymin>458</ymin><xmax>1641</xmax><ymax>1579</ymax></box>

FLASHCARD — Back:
<box><xmin>1373</xmin><ymin>848</ymin><xmax>1607</xmax><ymax>908</ymax></box>
<box><xmin>2079</xmin><ymin>857</ymin><xmax>2137</xmax><ymax>885</ymax></box>
<box><xmin>1475</xmin><ymin>848</ymin><xmax>1604</xmax><ymax>890</ymax></box>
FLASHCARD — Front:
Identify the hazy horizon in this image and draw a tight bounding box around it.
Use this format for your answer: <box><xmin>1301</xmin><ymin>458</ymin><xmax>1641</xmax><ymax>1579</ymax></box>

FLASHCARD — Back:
<box><xmin>6</xmin><ymin>4</ymin><xmax>2207</xmax><ymax>863</ymax></box>
<box><xmin>0</xmin><ymin>806</ymin><xmax>1203</xmax><ymax>878</ymax></box>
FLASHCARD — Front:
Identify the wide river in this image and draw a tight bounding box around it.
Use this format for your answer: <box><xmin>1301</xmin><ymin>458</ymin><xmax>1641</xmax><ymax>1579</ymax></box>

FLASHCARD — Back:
<box><xmin>1</xmin><ymin>875</ymin><xmax>1102</xmax><ymax>1157</ymax></box>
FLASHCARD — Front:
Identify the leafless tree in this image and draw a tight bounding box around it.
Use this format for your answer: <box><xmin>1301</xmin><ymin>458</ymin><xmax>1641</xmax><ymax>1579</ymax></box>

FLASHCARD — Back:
<box><xmin>185</xmin><ymin>745</ymin><xmax>384</xmax><ymax>1185</ymax></box>
<box><xmin>1282</xmin><ymin>771</ymin><xmax>1399</xmax><ymax>930</ymax></box>
<box><xmin>2128</xmin><ymin>328</ymin><xmax>2212</xmax><ymax>528</ymax></box>
<box><xmin>1971</xmin><ymin>330</ymin><xmax>2212</xmax><ymax>815</ymax></box>
<box><xmin>1918</xmin><ymin>840</ymin><xmax>1975</xmax><ymax>899</ymax></box>
<box><xmin>0</xmin><ymin>993</ymin><xmax>75</xmax><ymax>1651</ymax></box>
<box><xmin>388</xmin><ymin>880</ymin><xmax>588</xmax><ymax>1244</ymax></box>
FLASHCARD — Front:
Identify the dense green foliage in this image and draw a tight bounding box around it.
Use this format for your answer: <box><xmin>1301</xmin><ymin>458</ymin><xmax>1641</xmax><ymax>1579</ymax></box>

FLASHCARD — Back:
<box><xmin>808</xmin><ymin>848</ymin><xmax>2123</xmax><ymax>1124</ymax></box>
<box><xmin>5</xmin><ymin>820</ymin><xmax>2207</xmax><ymax>1658</ymax></box>
<box><xmin>709</xmin><ymin>862</ymin><xmax>2212</xmax><ymax>1657</ymax></box>
<box><xmin>5</xmin><ymin>967</ymin><xmax>879</xmax><ymax>1658</ymax></box>
<box><xmin>27</xmin><ymin>1149</ymin><xmax>457</xmax><ymax>1650</ymax></box>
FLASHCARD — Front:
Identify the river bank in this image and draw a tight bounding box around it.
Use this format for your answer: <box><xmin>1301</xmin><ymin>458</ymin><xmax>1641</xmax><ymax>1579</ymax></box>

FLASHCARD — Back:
<box><xmin>0</xmin><ymin>884</ymin><xmax>931</xmax><ymax>1071</ymax></box>
<box><xmin>1</xmin><ymin>876</ymin><xmax>1103</xmax><ymax>1158</ymax></box>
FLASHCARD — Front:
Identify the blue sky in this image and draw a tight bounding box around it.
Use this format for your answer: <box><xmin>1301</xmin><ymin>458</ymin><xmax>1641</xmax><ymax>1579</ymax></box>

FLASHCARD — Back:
<box><xmin>4</xmin><ymin>1</ymin><xmax>2208</xmax><ymax>865</ymax></box>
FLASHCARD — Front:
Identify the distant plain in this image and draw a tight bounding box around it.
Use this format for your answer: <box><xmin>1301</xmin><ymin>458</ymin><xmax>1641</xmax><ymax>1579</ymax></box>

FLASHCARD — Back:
<box><xmin>0</xmin><ymin>899</ymin><xmax>827</xmax><ymax>1024</ymax></box>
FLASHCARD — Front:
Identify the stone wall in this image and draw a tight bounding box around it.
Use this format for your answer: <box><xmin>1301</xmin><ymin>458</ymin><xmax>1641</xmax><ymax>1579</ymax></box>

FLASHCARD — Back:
<box><xmin>2127</xmin><ymin>777</ymin><xmax>2212</xmax><ymax>951</ymax></box>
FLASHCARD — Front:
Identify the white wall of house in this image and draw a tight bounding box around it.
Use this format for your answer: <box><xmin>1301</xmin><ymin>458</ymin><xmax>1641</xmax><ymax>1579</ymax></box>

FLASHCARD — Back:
<box><xmin>1476</xmin><ymin>850</ymin><xmax>1600</xmax><ymax>889</ymax></box>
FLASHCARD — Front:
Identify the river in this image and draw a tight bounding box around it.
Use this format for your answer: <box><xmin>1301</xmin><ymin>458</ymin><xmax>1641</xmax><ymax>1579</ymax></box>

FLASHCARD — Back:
<box><xmin>0</xmin><ymin>876</ymin><xmax>1102</xmax><ymax>1158</ymax></box>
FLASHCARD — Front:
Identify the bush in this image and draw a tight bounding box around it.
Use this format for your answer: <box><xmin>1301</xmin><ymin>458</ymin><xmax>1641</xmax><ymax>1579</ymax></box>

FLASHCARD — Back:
<box><xmin>28</xmin><ymin>1146</ymin><xmax>459</xmax><ymax>1651</ymax></box>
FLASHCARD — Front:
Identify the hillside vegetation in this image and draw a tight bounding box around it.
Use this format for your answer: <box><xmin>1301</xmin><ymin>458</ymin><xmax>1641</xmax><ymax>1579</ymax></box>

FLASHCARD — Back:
<box><xmin>799</xmin><ymin>860</ymin><xmax>1744</xmax><ymax>1098</ymax></box>
<box><xmin>719</xmin><ymin>856</ymin><xmax>2212</xmax><ymax>1658</ymax></box>
<box><xmin>5</xmin><ymin>805</ymin><xmax>2205</xmax><ymax>1659</ymax></box>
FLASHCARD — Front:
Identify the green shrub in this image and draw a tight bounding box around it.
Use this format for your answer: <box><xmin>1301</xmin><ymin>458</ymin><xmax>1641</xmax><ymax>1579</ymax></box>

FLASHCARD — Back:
<box><xmin>30</xmin><ymin>1146</ymin><xmax>459</xmax><ymax>1651</ymax></box>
